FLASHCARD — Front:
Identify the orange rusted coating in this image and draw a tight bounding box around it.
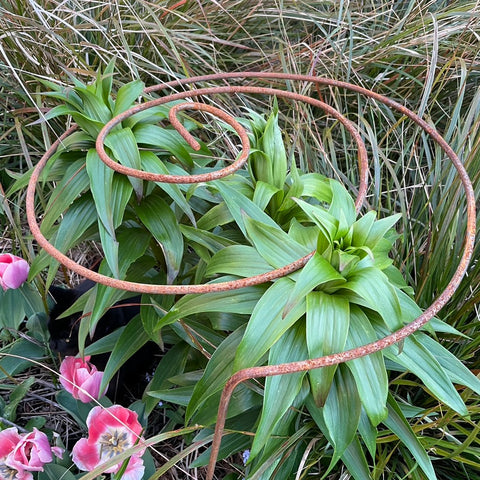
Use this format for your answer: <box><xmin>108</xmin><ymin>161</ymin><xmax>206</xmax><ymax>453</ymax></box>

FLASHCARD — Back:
<box><xmin>25</xmin><ymin>73</ymin><xmax>476</xmax><ymax>480</ymax></box>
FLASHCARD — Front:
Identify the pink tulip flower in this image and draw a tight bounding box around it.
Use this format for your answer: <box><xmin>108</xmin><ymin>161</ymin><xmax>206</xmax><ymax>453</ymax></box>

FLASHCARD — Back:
<box><xmin>0</xmin><ymin>427</ymin><xmax>63</xmax><ymax>480</ymax></box>
<box><xmin>0</xmin><ymin>253</ymin><xmax>29</xmax><ymax>291</ymax></box>
<box><xmin>59</xmin><ymin>356</ymin><xmax>107</xmax><ymax>403</ymax></box>
<box><xmin>72</xmin><ymin>405</ymin><xmax>145</xmax><ymax>480</ymax></box>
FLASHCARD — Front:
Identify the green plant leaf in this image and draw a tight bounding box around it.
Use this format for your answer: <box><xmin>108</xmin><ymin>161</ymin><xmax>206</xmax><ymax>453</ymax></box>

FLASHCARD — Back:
<box><xmin>306</xmin><ymin>291</ymin><xmax>350</xmax><ymax>406</ymax></box>
<box><xmin>134</xmin><ymin>192</ymin><xmax>184</xmax><ymax>284</ymax></box>
<box><xmin>140</xmin><ymin>151</ymin><xmax>196</xmax><ymax>225</ymax></box>
<box><xmin>186</xmin><ymin>326</ymin><xmax>245</xmax><ymax>422</ymax></box>
<box><xmin>105</xmin><ymin>127</ymin><xmax>143</xmax><ymax>200</ymax></box>
<box><xmin>234</xmin><ymin>277</ymin><xmax>306</xmax><ymax>370</ymax></box>
<box><xmin>299</xmin><ymin>173</ymin><xmax>332</xmax><ymax>203</ymax></box>
<box><xmin>345</xmin><ymin>306</ymin><xmax>388</xmax><ymax>425</ymax></box>
<box><xmin>250</xmin><ymin>322</ymin><xmax>308</xmax><ymax>459</ymax></box>
<box><xmin>213</xmin><ymin>179</ymin><xmax>279</xmax><ymax>235</ymax></box>
<box><xmin>180</xmin><ymin>225</ymin><xmax>236</xmax><ymax>254</ymax></box>
<box><xmin>351</xmin><ymin>211</ymin><xmax>377</xmax><ymax>247</ymax></box>
<box><xmin>75</xmin><ymin>87</ymin><xmax>112</xmax><ymax>123</ymax></box>
<box><xmin>252</xmin><ymin>180</ymin><xmax>282</xmax><ymax>211</ymax></box>
<box><xmin>113</xmin><ymin>79</ymin><xmax>144</xmax><ymax>116</ymax></box>
<box><xmin>322</xmin><ymin>364</ymin><xmax>362</xmax><ymax>465</ymax></box>
<box><xmin>283</xmin><ymin>253</ymin><xmax>346</xmax><ymax>316</ymax></box>
<box><xmin>101</xmin><ymin>313</ymin><xmax>149</xmax><ymax>393</ymax></box>
<box><xmin>364</xmin><ymin>213</ymin><xmax>402</xmax><ymax>249</ymax></box>
<box><xmin>244</xmin><ymin>215</ymin><xmax>310</xmax><ymax>268</ymax></box>
<box><xmin>383</xmin><ymin>395</ymin><xmax>437</xmax><ymax>480</ymax></box>
<box><xmin>143</xmin><ymin>342</ymin><xmax>190</xmax><ymax>414</ymax></box>
<box><xmin>40</xmin><ymin>159</ymin><xmax>89</xmax><ymax>234</ymax></box>
<box><xmin>133</xmin><ymin>124</ymin><xmax>197</xmax><ymax>167</ymax></box>
<box><xmin>158</xmin><ymin>283</ymin><xmax>265</xmax><ymax>330</ymax></box>
<box><xmin>293</xmin><ymin>197</ymin><xmax>339</xmax><ymax>244</ymax></box>
<box><xmin>86</xmin><ymin>148</ymin><xmax>115</xmax><ymax>237</ymax></box>
<box><xmin>340</xmin><ymin>267</ymin><xmax>403</xmax><ymax>330</ymax></box>
<box><xmin>328</xmin><ymin>179</ymin><xmax>356</xmax><ymax>235</ymax></box>
<box><xmin>98</xmin><ymin>220</ymin><xmax>120</xmax><ymax>279</ymax></box>
<box><xmin>45</xmin><ymin>194</ymin><xmax>98</xmax><ymax>287</ymax></box>
<box><xmin>206</xmin><ymin>245</ymin><xmax>272</xmax><ymax>278</ymax></box>
<box><xmin>258</xmin><ymin>106</ymin><xmax>288</xmax><ymax>189</ymax></box>
<box><xmin>413</xmin><ymin>332</ymin><xmax>480</xmax><ymax>395</ymax></box>
<box><xmin>381</xmin><ymin>332</ymin><xmax>468</xmax><ymax>416</ymax></box>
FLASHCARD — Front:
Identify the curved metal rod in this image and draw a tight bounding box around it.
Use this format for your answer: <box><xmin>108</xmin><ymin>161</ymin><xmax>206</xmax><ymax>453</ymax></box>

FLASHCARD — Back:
<box><xmin>26</xmin><ymin>84</ymin><xmax>369</xmax><ymax>294</ymax></box>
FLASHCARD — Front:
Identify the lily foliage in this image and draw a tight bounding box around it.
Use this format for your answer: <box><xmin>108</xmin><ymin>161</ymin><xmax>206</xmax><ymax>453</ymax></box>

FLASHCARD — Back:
<box><xmin>15</xmin><ymin>66</ymin><xmax>480</xmax><ymax>480</ymax></box>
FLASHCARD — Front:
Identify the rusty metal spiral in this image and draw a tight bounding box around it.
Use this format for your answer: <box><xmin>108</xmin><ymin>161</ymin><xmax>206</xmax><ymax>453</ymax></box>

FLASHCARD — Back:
<box><xmin>25</xmin><ymin>72</ymin><xmax>476</xmax><ymax>479</ymax></box>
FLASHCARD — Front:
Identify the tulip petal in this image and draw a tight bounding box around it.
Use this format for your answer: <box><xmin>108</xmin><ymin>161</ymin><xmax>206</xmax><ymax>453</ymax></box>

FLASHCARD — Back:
<box><xmin>2</xmin><ymin>257</ymin><xmax>29</xmax><ymax>289</ymax></box>
<box><xmin>72</xmin><ymin>438</ymin><xmax>100</xmax><ymax>471</ymax></box>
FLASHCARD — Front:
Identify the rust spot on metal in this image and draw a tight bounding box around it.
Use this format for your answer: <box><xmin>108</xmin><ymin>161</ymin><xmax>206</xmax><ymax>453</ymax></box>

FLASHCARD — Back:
<box><xmin>25</xmin><ymin>73</ymin><xmax>476</xmax><ymax>480</ymax></box>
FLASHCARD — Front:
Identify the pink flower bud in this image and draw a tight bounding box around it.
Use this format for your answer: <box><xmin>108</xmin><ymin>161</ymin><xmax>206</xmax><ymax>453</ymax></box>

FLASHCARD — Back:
<box><xmin>0</xmin><ymin>254</ymin><xmax>29</xmax><ymax>291</ymax></box>
<box><xmin>59</xmin><ymin>356</ymin><xmax>107</xmax><ymax>403</ymax></box>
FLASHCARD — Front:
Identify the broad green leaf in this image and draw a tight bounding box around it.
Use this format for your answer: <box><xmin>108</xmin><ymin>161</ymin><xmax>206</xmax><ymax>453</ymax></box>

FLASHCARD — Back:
<box><xmin>75</xmin><ymin>87</ymin><xmax>112</xmax><ymax>123</ymax></box>
<box><xmin>293</xmin><ymin>197</ymin><xmax>339</xmax><ymax>243</ymax></box>
<box><xmin>381</xmin><ymin>333</ymin><xmax>468</xmax><ymax>416</ymax></box>
<box><xmin>322</xmin><ymin>364</ymin><xmax>361</xmax><ymax>464</ymax></box>
<box><xmin>345</xmin><ymin>306</ymin><xmax>388</xmax><ymax>425</ymax></box>
<box><xmin>341</xmin><ymin>267</ymin><xmax>403</xmax><ymax>330</ymax></box>
<box><xmin>283</xmin><ymin>253</ymin><xmax>346</xmax><ymax>316</ymax></box>
<box><xmin>40</xmin><ymin>463</ymin><xmax>78</xmax><ymax>480</ymax></box>
<box><xmin>0</xmin><ymin>287</ymin><xmax>26</xmax><ymax>331</ymax></box>
<box><xmin>148</xmin><ymin>386</ymin><xmax>193</xmax><ymax>406</ymax></box>
<box><xmin>414</xmin><ymin>333</ymin><xmax>480</xmax><ymax>395</ymax></box>
<box><xmin>41</xmin><ymin>159</ymin><xmax>89</xmax><ymax>234</ymax></box>
<box><xmin>89</xmin><ymin>227</ymin><xmax>151</xmax><ymax>327</ymax></box>
<box><xmin>46</xmin><ymin>195</ymin><xmax>98</xmax><ymax>288</ymax></box>
<box><xmin>186</xmin><ymin>326</ymin><xmax>245</xmax><ymax>422</ymax></box>
<box><xmin>261</xmin><ymin>106</ymin><xmax>287</xmax><ymax>189</ymax></box>
<box><xmin>213</xmin><ymin>179</ymin><xmax>279</xmax><ymax>235</ymax></box>
<box><xmin>299</xmin><ymin>173</ymin><xmax>332</xmax><ymax>203</ymax></box>
<box><xmin>180</xmin><ymin>225</ymin><xmax>236</xmax><ymax>254</ymax></box>
<box><xmin>113</xmin><ymin>79</ymin><xmax>144</xmax><ymax>116</ymax></box>
<box><xmin>100</xmin><ymin>58</ymin><xmax>115</xmax><ymax>104</ymax></box>
<box><xmin>250</xmin><ymin>322</ymin><xmax>308</xmax><ymax>459</ymax></box>
<box><xmin>98</xmin><ymin>220</ymin><xmax>120</xmax><ymax>279</ymax></box>
<box><xmin>105</xmin><ymin>127</ymin><xmax>143</xmax><ymax>200</ymax></box>
<box><xmin>143</xmin><ymin>342</ymin><xmax>190</xmax><ymax>414</ymax></box>
<box><xmin>234</xmin><ymin>277</ymin><xmax>306</xmax><ymax>370</ymax></box>
<box><xmin>307</xmin><ymin>395</ymin><xmax>372</xmax><ymax>480</ymax></box>
<box><xmin>100</xmin><ymin>313</ymin><xmax>149</xmax><ymax>393</ymax></box>
<box><xmin>86</xmin><ymin>148</ymin><xmax>115</xmax><ymax>237</ymax></box>
<box><xmin>244</xmin><ymin>216</ymin><xmax>311</xmax><ymax>268</ymax></box>
<box><xmin>192</xmin><ymin>383</ymin><xmax>262</xmax><ymax>426</ymax></box>
<box><xmin>0</xmin><ymin>339</ymin><xmax>45</xmax><ymax>379</ymax></box>
<box><xmin>328</xmin><ymin>179</ymin><xmax>356</xmax><ymax>235</ymax></box>
<box><xmin>133</xmin><ymin>124</ymin><xmax>198</xmax><ymax>167</ymax></box>
<box><xmin>135</xmin><ymin>193</ymin><xmax>183</xmax><ymax>284</ymax></box>
<box><xmin>287</xmin><ymin>219</ymin><xmax>318</xmax><ymax>251</ymax></box>
<box><xmin>357</xmin><ymin>408</ymin><xmax>377</xmax><ymax>458</ymax></box>
<box><xmin>206</xmin><ymin>245</ymin><xmax>272</xmax><ymax>278</ymax></box>
<box><xmin>197</xmin><ymin>202</ymin><xmax>234</xmax><ymax>231</ymax></box>
<box><xmin>364</xmin><ymin>213</ymin><xmax>402</xmax><ymax>249</ymax></box>
<box><xmin>140</xmin><ymin>151</ymin><xmax>196</xmax><ymax>225</ymax></box>
<box><xmin>340</xmin><ymin>436</ymin><xmax>374</xmax><ymax>480</ymax></box>
<box><xmin>351</xmin><ymin>211</ymin><xmax>377</xmax><ymax>247</ymax></box>
<box><xmin>252</xmin><ymin>180</ymin><xmax>282</xmax><ymax>211</ymax></box>
<box><xmin>158</xmin><ymin>282</ymin><xmax>265</xmax><ymax>330</ymax></box>
<box><xmin>383</xmin><ymin>395</ymin><xmax>437</xmax><ymax>480</ymax></box>
<box><xmin>306</xmin><ymin>291</ymin><xmax>350</xmax><ymax>406</ymax></box>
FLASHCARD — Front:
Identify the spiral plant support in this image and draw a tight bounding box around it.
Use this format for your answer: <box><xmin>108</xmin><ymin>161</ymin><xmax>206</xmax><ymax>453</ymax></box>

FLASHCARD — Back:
<box><xmin>26</xmin><ymin>72</ymin><xmax>476</xmax><ymax>479</ymax></box>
